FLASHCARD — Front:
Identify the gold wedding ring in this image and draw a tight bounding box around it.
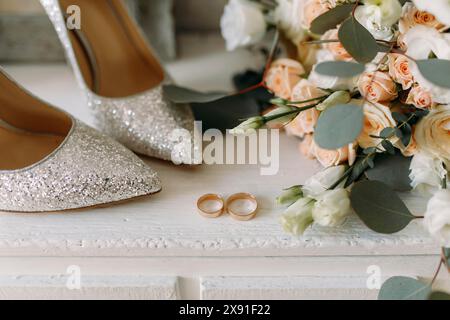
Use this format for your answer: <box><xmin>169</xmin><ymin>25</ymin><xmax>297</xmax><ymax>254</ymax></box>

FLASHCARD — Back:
<box><xmin>197</xmin><ymin>194</ymin><xmax>225</xmax><ymax>218</ymax></box>
<box><xmin>226</xmin><ymin>193</ymin><xmax>258</xmax><ymax>221</ymax></box>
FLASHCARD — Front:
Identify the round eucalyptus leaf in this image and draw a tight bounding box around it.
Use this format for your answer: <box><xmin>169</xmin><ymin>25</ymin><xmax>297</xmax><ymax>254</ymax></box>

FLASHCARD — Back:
<box><xmin>428</xmin><ymin>291</ymin><xmax>450</xmax><ymax>300</ymax></box>
<box><xmin>310</xmin><ymin>4</ymin><xmax>354</xmax><ymax>35</ymax></box>
<box><xmin>315</xmin><ymin>61</ymin><xmax>365</xmax><ymax>78</ymax></box>
<box><xmin>379</xmin><ymin>277</ymin><xmax>431</xmax><ymax>300</ymax></box>
<box><xmin>366</xmin><ymin>154</ymin><xmax>413</xmax><ymax>192</ymax></box>
<box><xmin>416</xmin><ymin>59</ymin><xmax>450</xmax><ymax>89</ymax></box>
<box><xmin>338</xmin><ymin>17</ymin><xmax>379</xmax><ymax>64</ymax></box>
<box><xmin>163</xmin><ymin>85</ymin><xmax>228</xmax><ymax>104</ymax></box>
<box><xmin>314</xmin><ymin>104</ymin><xmax>364</xmax><ymax>150</ymax></box>
<box><xmin>350</xmin><ymin>180</ymin><xmax>415</xmax><ymax>234</ymax></box>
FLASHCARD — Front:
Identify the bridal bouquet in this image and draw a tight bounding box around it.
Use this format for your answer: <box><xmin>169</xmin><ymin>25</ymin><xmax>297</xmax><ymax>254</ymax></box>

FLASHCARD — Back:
<box><xmin>220</xmin><ymin>0</ymin><xmax>450</xmax><ymax>299</ymax></box>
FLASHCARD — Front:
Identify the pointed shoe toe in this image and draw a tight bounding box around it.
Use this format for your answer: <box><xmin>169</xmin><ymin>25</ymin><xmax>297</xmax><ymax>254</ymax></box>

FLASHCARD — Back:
<box><xmin>0</xmin><ymin>121</ymin><xmax>161</xmax><ymax>213</ymax></box>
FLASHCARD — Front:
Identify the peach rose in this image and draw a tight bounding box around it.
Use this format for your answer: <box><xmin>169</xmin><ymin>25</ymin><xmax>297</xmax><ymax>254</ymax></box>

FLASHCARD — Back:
<box><xmin>356</xmin><ymin>100</ymin><xmax>397</xmax><ymax>149</ymax></box>
<box><xmin>322</xmin><ymin>28</ymin><xmax>353</xmax><ymax>61</ymax></box>
<box><xmin>284</xmin><ymin>79</ymin><xmax>326</xmax><ymax>137</ymax></box>
<box><xmin>298</xmin><ymin>134</ymin><xmax>357</xmax><ymax>167</ymax></box>
<box><xmin>300</xmin><ymin>0</ymin><xmax>332</xmax><ymax>29</ymax></box>
<box><xmin>285</xmin><ymin>108</ymin><xmax>320</xmax><ymax>138</ymax></box>
<box><xmin>313</xmin><ymin>141</ymin><xmax>358</xmax><ymax>168</ymax></box>
<box><xmin>415</xmin><ymin>105</ymin><xmax>450</xmax><ymax>162</ymax></box>
<box><xmin>265</xmin><ymin>58</ymin><xmax>305</xmax><ymax>99</ymax></box>
<box><xmin>358</xmin><ymin>71</ymin><xmax>398</xmax><ymax>103</ymax></box>
<box><xmin>291</xmin><ymin>79</ymin><xmax>327</xmax><ymax>107</ymax></box>
<box><xmin>406</xmin><ymin>85</ymin><xmax>434</xmax><ymax>110</ymax></box>
<box><xmin>299</xmin><ymin>134</ymin><xmax>316</xmax><ymax>160</ymax></box>
<box><xmin>399</xmin><ymin>2</ymin><xmax>445</xmax><ymax>34</ymax></box>
<box><xmin>388</xmin><ymin>53</ymin><xmax>414</xmax><ymax>90</ymax></box>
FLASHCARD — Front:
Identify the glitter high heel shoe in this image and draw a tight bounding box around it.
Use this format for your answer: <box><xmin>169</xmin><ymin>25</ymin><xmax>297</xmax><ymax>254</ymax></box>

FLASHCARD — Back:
<box><xmin>0</xmin><ymin>68</ymin><xmax>161</xmax><ymax>213</ymax></box>
<box><xmin>40</xmin><ymin>0</ymin><xmax>197</xmax><ymax>164</ymax></box>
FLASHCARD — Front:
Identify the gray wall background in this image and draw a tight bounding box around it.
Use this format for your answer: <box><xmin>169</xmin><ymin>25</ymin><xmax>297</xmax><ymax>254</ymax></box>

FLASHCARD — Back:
<box><xmin>0</xmin><ymin>0</ymin><xmax>227</xmax><ymax>62</ymax></box>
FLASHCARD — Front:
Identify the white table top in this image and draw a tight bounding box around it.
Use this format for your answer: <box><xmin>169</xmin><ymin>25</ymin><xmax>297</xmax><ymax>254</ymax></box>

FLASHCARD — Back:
<box><xmin>0</xmin><ymin>42</ymin><xmax>437</xmax><ymax>258</ymax></box>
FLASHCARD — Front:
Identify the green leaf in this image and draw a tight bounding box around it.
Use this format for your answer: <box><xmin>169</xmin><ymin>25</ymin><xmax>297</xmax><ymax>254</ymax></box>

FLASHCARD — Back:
<box><xmin>345</xmin><ymin>156</ymin><xmax>373</xmax><ymax>188</ymax></box>
<box><xmin>382</xmin><ymin>140</ymin><xmax>396</xmax><ymax>155</ymax></box>
<box><xmin>314</xmin><ymin>104</ymin><xmax>364</xmax><ymax>150</ymax></box>
<box><xmin>366</xmin><ymin>153</ymin><xmax>413</xmax><ymax>192</ymax></box>
<box><xmin>380</xmin><ymin>127</ymin><xmax>397</xmax><ymax>139</ymax></box>
<box><xmin>392</xmin><ymin>112</ymin><xmax>409</xmax><ymax>123</ymax></box>
<box><xmin>416</xmin><ymin>59</ymin><xmax>450</xmax><ymax>89</ymax></box>
<box><xmin>163</xmin><ymin>85</ymin><xmax>228</xmax><ymax>104</ymax></box>
<box><xmin>444</xmin><ymin>248</ymin><xmax>450</xmax><ymax>271</ymax></box>
<box><xmin>350</xmin><ymin>180</ymin><xmax>415</xmax><ymax>234</ymax></box>
<box><xmin>428</xmin><ymin>291</ymin><xmax>450</xmax><ymax>300</ymax></box>
<box><xmin>379</xmin><ymin>277</ymin><xmax>431</xmax><ymax>300</ymax></box>
<box><xmin>399</xmin><ymin>123</ymin><xmax>412</xmax><ymax>147</ymax></box>
<box><xmin>338</xmin><ymin>17</ymin><xmax>379</xmax><ymax>64</ymax></box>
<box><xmin>310</xmin><ymin>3</ymin><xmax>355</xmax><ymax>35</ymax></box>
<box><xmin>315</xmin><ymin>61</ymin><xmax>365</xmax><ymax>78</ymax></box>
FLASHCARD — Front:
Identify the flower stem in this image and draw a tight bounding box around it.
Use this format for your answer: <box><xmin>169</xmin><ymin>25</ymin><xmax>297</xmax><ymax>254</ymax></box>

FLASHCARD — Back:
<box><xmin>264</xmin><ymin>103</ymin><xmax>319</xmax><ymax>122</ymax></box>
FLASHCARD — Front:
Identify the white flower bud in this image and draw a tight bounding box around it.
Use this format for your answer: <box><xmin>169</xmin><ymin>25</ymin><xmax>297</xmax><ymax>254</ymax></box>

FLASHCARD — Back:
<box><xmin>230</xmin><ymin>116</ymin><xmax>265</xmax><ymax>135</ymax></box>
<box><xmin>277</xmin><ymin>186</ymin><xmax>303</xmax><ymax>206</ymax></box>
<box><xmin>312</xmin><ymin>189</ymin><xmax>351</xmax><ymax>227</ymax></box>
<box><xmin>317</xmin><ymin>91</ymin><xmax>351</xmax><ymax>111</ymax></box>
<box><xmin>281</xmin><ymin>198</ymin><xmax>315</xmax><ymax>235</ymax></box>
<box><xmin>424</xmin><ymin>189</ymin><xmax>450</xmax><ymax>247</ymax></box>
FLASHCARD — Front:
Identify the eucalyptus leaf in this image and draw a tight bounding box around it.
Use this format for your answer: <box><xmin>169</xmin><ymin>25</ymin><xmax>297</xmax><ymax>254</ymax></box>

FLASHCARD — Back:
<box><xmin>310</xmin><ymin>3</ymin><xmax>355</xmax><ymax>35</ymax></box>
<box><xmin>444</xmin><ymin>248</ymin><xmax>450</xmax><ymax>271</ymax></box>
<box><xmin>416</xmin><ymin>59</ymin><xmax>450</xmax><ymax>89</ymax></box>
<box><xmin>378</xmin><ymin>277</ymin><xmax>431</xmax><ymax>300</ymax></box>
<box><xmin>428</xmin><ymin>291</ymin><xmax>450</xmax><ymax>300</ymax></box>
<box><xmin>345</xmin><ymin>157</ymin><xmax>372</xmax><ymax>188</ymax></box>
<box><xmin>338</xmin><ymin>17</ymin><xmax>379</xmax><ymax>64</ymax></box>
<box><xmin>380</xmin><ymin>127</ymin><xmax>397</xmax><ymax>139</ymax></box>
<box><xmin>314</xmin><ymin>104</ymin><xmax>364</xmax><ymax>150</ymax></box>
<box><xmin>163</xmin><ymin>85</ymin><xmax>228</xmax><ymax>104</ymax></box>
<box><xmin>350</xmin><ymin>180</ymin><xmax>415</xmax><ymax>234</ymax></box>
<box><xmin>315</xmin><ymin>61</ymin><xmax>365</xmax><ymax>78</ymax></box>
<box><xmin>366</xmin><ymin>153</ymin><xmax>413</xmax><ymax>192</ymax></box>
<box><xmin>382</xmin><ymin>140</ymin><xmax>396</xmax><ymax>155</ymax></box>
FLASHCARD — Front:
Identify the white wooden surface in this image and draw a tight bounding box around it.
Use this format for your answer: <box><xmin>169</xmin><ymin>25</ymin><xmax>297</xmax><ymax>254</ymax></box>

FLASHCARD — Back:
<box><xmin>200</xmin><ymin>276</ymin><xmax>378</xmax><ymax>300</ymax></box>
<box><xmin>0</xmin><ymin>275</ymin><xmax>178</xmax><ymax>300</ymax></box>
<box><xmin>0</xmin><ymin>39</ymin><xmax>443</xmax><ymax>299</ymax></box>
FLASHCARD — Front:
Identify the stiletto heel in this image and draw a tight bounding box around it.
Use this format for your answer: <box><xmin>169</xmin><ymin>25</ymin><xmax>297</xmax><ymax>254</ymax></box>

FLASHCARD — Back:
<box><xmin>40</xmin><ymin>0</ymin><xmax>197</xmax><ymax>164</ymax></box>
<box><xmin>0</xmin><ymin>67</ymin><xmax>161</xmax><ymax>213</ymax></box>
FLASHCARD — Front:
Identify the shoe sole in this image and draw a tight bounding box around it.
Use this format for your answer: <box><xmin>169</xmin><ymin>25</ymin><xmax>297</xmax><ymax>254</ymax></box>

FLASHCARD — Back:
<box><xmin>0</xmin><ymin>188</ymin><xmax>162</xmax><ymax>214</ymax></box>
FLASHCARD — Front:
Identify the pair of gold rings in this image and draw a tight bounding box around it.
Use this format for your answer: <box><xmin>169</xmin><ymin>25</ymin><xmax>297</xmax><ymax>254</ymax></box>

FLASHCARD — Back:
<box><xmin>197</xmin><ymin>193</ymin><xmax>258</xmax><ymax>221</ymax></box>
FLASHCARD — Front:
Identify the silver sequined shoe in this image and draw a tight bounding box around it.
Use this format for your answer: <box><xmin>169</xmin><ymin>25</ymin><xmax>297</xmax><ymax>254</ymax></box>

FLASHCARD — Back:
<box><xmin>40</xmin><ymin>0</ymin><xmax>197</xmax><ymax>164</ymax></box>
<box><xmin>0</xmin><ymin>68</ymin><xmax>161</xmax><ymax>213</ymax></box>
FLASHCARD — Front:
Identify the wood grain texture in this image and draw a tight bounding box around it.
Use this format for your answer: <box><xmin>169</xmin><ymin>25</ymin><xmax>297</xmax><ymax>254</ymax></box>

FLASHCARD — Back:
<box><xmin>0</xmin><ymin>275</ymin><xmax>178</xmax><ymax>300</ymax></box>
<box><xmin>201</xmin><ymin>276</ymin><xmax>378</xmax><ymax>300</ymax></box>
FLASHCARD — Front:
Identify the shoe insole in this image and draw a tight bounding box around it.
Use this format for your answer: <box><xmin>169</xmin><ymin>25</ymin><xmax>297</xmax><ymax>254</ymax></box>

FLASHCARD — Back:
<box><xmin>59</xmin><ymin>0</ymin><xmax>164</xmax><ymax>98</ymax></box>
<box><xmin>0</xmin><ymin>125</ymin><xmax>65</xmax><ymax>171</ymax></box>
<box><xmin>0</xmin><ymin>71</ymin><xmax>72</xmax><ymax>171</ymax></box>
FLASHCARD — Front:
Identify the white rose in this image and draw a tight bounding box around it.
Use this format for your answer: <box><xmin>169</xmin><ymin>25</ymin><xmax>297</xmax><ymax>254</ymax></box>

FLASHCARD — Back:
<box><xmin>403</xmin><ymin>26</ymin><xmax>450</xmax><ymax>104</ymax></box>
<box><xmin>424</xmin><ymin>189</ymin><xmax>450</xmax><ymax>247</ymax></box>
<box><xmin>312</xmin><ymin>189</ymin><xmax>351</xmax><ymax>227</ymax></box>
<box><xmin>281</xmin><ymin>198</ymin><xmax>315</xmax><ymax>235</ymax></box>
<box><xmin>275</xmin><ymin>0</ymin><xmax>308</xmax><ymax>43</ymax></box>
<box><xmin>302</xmin><ymin>165</ymin><xmax>347</xmax><ymax>198</ymax></box>
<box><xmin>308</xmin><ymin>49</ymin><xmax>358</xmax><ymax>91</ymax></box>
<box><xmin>409</xmin><ymin>152</ymin><xmax>448</xmax><ymax>195</ymax></box>
<box><xmin>413</xmin><ymin>0</ymin><xmax>450</xmax><ymax>26</ymax></box>
<box><xmin>355</xmin><ymin>0</ymin><xmax>402</xmax><ymax>40</ymax></box>
<box><xmin>221</xmin><ymin>0</ymin><xmax>267</xmax><ymax>51</ymax></box>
